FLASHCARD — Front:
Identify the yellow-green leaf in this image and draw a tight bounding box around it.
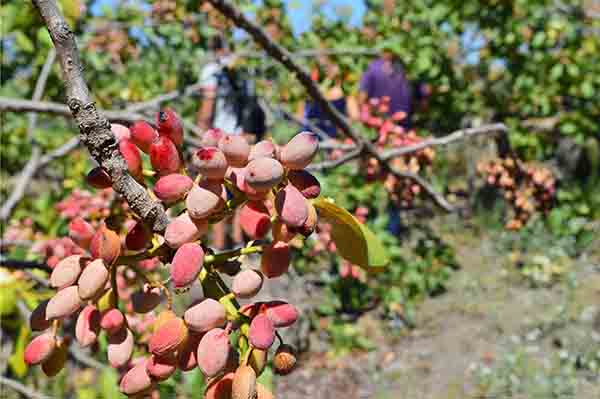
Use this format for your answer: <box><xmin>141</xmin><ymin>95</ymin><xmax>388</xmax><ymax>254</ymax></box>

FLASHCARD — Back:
<box><xmin>313</xmin><ymin>198</ymin><xmax>389</xmax><ymax>272</ymax></box>
<box><xmin>0</xmin><ymin>269</ymin><xmax>18</xmax><ymax>316</ymax></box>
<box><xmin>9</xmin><ymin>325</ymin><xmax>30</xmax><ymax>378</ymax></box>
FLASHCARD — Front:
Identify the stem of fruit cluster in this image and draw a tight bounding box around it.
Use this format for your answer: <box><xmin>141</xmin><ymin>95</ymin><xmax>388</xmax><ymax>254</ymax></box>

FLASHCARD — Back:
<box><xmin>115</xmin><ymin>243</ymin><xmax>171</xmax><ymax>266</ymax></box>
<box><xmin>51</xmin><ymin>320</ymin><xmax>60</xmax><ymax>337</ymax></box>
<box><xmin>125</xmin><ymin>263</ymin><xmax>152</xmax><ymax>285</ymax></box>
<box><xmin>162</xmin><ymin>285</ymin><xmax>173</xmax><ymax>309</ymax></box>
<box><xmin>209</xmin><ymin>197</ymin><xmax>248</xmax><ymax>225</ymax></box>
<box><xmin>199</xmin><ymin>268</ymin><xmax>242</xmax><ymax>323</ymax></box>
<box><xmin>110</xmin><ymin>264</ymin><xmax>119</xmax><ymax>309</ymax></box>
<box><xmin>275</xmin><ymin>330</ymin><xmax>284</xmax><ymax>345</ymax></box>
<box><xmin>127</xmin><ymin>264</ymin><xmax>173</xmax><ymax>308</ymax></box>
<box><xmin>203</xmin><ymin>245</ymin><xmax>263</xmax><ymax>266</ymax></box>
<box><xmin>241</xmin><ymin>346</ymin><xmax>253</xmax><ymax>366</ymax></box>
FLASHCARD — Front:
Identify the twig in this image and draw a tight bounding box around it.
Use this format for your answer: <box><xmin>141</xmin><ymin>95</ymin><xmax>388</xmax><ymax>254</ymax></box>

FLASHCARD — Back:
<box><xmin>234</xmin><ymin>47</ymin><xmax>378</xmax><ymax>59</ymax></box>
<box><xmin>27</xmin><ymin>48</ymin><xmax>56</xmax><ymax>139</ymax></box>
<box><xmin>0</xmin><ymin>97</ymin><xmax>148</xmax><ymax>124</ymax></box>
<box><xmin>308</xmin><ymin>123</ymin><xmax>508</xmax><ymax>171</ymax></box>
<box><xmin>0</xmin><ymin>147</ymin><xmax>41</xmax><ymax>222</ymax></box>
<box><xmin>0</xmin><ymin>256</ymin><xmax>52</xmax><ymax>273</ymax></box>
<box><xmin>0</xmin><ymin>376</ymin><xmax>51</xmax><ymax>399</ymax></box>
<box><xmin>205</xmin><ymin>0</ymin><xmax>455</xmax><ymax>212</ymax></box>
<box><xmin>22</xmin><ymin>270</ymin><xmax>51</xmax><ymax>287</ymax></box>
<box><xmin>126</xmin><ymin>82</ymin><xmax>204</xmax><ymax>113</ymax></box>
<box><xmin>0</xmin><ymin>97</ymin><xmax>204</xmax><ymax>146</ymax></box>
<box><xmin>32</xmin><ymin>0</ymin><xmax>169</xmax><ymax>234</ymax></box>
<box><xmin>0</xmin><ymin>49</ymin><xmax>55</xmax><ymax>222</ymax></box>
<box><xmin>38</xmin><ymin>137</ymin><xmax>80</xmax><ymax>166</ymax></box>
<box><xmin>0</xmin><ymin>138</ymin><xmax>80</xmax><ymax>223</ymax></box>
<box><xmin>68</xmin><ymin>345</ymin><xmax>106</xmax><ymax>369</ymax></box>
<box><xmin>264</xmin><ymin>100</ymin><xmax>332</xmax><ymax>141</ymax></box>
<box><xmin>307</xmin><ymin>148</ymin><xmax>363</xmax><ymax>172</ymax></box>
<box><xmin>387</xmin><ymin>168</ymin><xmax>454</xmax><ymax>211</ymax></box>
<box><xmin>380</xmin><ymin>123</ymin><xmax>508</xmax><ymax>160</ymax></box>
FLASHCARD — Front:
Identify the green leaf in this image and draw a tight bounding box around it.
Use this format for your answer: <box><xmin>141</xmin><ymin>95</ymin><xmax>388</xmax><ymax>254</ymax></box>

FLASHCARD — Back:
<box><xmin>8</xmin><ymin>325</ymin><xmax>30</xmax><ymax>377</ymax></box>
<box><xmin>550</xmin><ymin>64</ymin><xmax>563</xmax><ymax>80</ymax></box>
<box><xmin>581</xmin><ymin>81</ymin><xmax>594</xmax><ymax>98</ymax></box>
<box><xmin>36</xmin><ymin>27</ymin><xmax>52</xmax><ymax>48</ymax></box>
<box><xmin>99</xmin><ymin>367</ymin><xmax>124</xmax><ymax>399</ymax></box>
<box><xmin>0</xmin><ymin>273</ymin><xmax>18</xmax><ymax>316</ymax></box>
<box><xmin>15</xmin><ymin>31</ymin><xmax>34</xmax><ymax>53</ymax></box>
<box><xmin>313</xmin><ymin>198</ymin><xmax>389</xmax><ymax>272</ymax></box>
<box><xmin>183</xmin><ymin>368</ymin><xmax>206</xmax><ymax>398</ymax></box>
<box><xmin>531</xmin><ymin>32</ymin><xmax>545</xmax><ymax>47</ymax></box>
<box><xmin>560</xmin><ymin>122</ymin><xmax>577</xmax><ymax>135</ymax></box>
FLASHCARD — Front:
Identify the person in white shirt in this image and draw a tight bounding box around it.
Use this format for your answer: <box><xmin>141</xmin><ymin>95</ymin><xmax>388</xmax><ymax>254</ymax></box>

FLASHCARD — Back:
<box><xmin>197</xmin><ymin>35</ymin><xmax>243</xmax><ymax>249</ymax></box>
<box><xmin>197</xmin><ymin>35</ymin><xmax>241</xmax><ymax>135</ymax></box>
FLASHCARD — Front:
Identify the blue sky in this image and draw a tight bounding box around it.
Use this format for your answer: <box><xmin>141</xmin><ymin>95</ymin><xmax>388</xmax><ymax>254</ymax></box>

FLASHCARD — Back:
<box><xmin>279</xmin><ymin>0</ymin><xmax>366</xmax><ymax>34</ymax></box>
<box><xmin>91</xmin><ymin>0</ymin><xmax>366</xmax><ymax>35</ymax></box>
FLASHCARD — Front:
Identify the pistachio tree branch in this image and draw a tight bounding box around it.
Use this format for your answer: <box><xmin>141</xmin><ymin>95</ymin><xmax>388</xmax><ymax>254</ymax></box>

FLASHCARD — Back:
<box><xmin>205</xmin><ymin>0</ymin><xmax>455</xmax><ymax>211</ymax></box>
<box><xmin>0</xmin><ymin>136</ymin><xmax>79</xmax><ymax>222</ymax></box>
<box><xmin>0</xmin><ymin>376</ymin><xmax>51</xmax><ymax>399</ymax></box>
<box><xmin>0</xmin><ymin>97</ymin><xmax>206</xmax><ymax>140</ymax></box>
<box><xmin>307</xmin><ymin>148</ymin><xmax>363</xmax><ymax>172</ymax></box>
<box><xmin>0</xmin><ymin>97</ymin><xmax>148</xmax><ymax>125</ymax></box>
<box><xmin>0</xmin><ymin>49</ymin><xmax>55</xmax><ymax>222</ymax></box>
<box><xmin>308</xmin><ymin>123</ymin><xmax>508</xmax><ymax>171</ymax></box>
<box><xmin>0</xmin><ymin>256</ymin><xmax>52</xmax><ymax>273</ymax></box>
<box><xmin>31</xmin><ymin>0</ymin><xmax>169</xmax><ymax>233</ymax></box>
<box><xmin>380</xmin><ymin>123</ymin><xmax>509</xmax><ymax>160</ymax></box>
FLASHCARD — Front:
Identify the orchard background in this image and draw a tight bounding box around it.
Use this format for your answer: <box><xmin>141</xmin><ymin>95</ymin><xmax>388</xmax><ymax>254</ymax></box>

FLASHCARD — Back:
<box><xmin>1</xmin><ymin>0</ymin><xmax>600</xmax><ymax>398</ymax></box>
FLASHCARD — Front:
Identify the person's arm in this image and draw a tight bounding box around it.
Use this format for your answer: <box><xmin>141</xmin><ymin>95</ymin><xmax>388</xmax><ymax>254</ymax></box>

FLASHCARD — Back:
<box><xmin>197</xmin><ymin>63</ymin><xmax>218</xmax><ymax>132</ymax></box>
<box><xmin>358</xmin><ymin>63</ymin><xmax>374</xmax><ymax>108</ymax></box>
<box><xmin>346</xmin><ymin>94</ymin><xmax>359</xmax><ymax>121</ymax></box>
<box><xmin>416</xmin><ymin>82</ymin><xmax>432</xmax><ymax>112</ymax></box>
<box><xmin>197</xmin><ymin>88</ymin><xmax>215</xmax><ymax>131</ymax></box>
<box><xmin>357</xmin><ymin>91</ymin><xmax>369</xmax><ymax>108</ymax></box>
<box><xmin>296</xmin><ymin>101</ymin><xmax>305</xmax><ymax>120</ymax></box>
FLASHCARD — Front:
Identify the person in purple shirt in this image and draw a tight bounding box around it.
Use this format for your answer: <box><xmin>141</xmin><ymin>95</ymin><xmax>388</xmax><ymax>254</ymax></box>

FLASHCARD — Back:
<box><xmin>359</xmin><ymin>46</ymin><xmax>431</xmax><ymax>235</ymax></box>
<box><xmin>359</xmin><ymin>46</ymin><xmax>430</xmax><ymax>128</ymax></box>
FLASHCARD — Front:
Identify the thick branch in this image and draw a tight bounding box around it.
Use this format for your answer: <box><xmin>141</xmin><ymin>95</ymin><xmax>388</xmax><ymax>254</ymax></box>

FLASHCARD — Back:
<box><xmin>32</xmin><ymin>0</ymin><xmax>169</xmax><ymax>233</ymax></box>
<box><xmin>206</xmin><ymin>0</ymin><xmax>454</xmax><ymax>211</ymax></box>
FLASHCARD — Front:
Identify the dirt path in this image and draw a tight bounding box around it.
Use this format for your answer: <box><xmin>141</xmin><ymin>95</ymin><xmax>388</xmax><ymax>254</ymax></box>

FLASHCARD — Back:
<box><xmin>275</xmin><ymin>227</ymin><xmax>600</xmax><ymax>399</ymax></box>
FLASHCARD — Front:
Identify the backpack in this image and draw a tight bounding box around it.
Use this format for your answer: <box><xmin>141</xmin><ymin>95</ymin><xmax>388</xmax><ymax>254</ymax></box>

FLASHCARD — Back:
<box><xmin>222</xmin><ymin>66</ymin><xmax>266</xmax><ymax>140</ymax></box>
